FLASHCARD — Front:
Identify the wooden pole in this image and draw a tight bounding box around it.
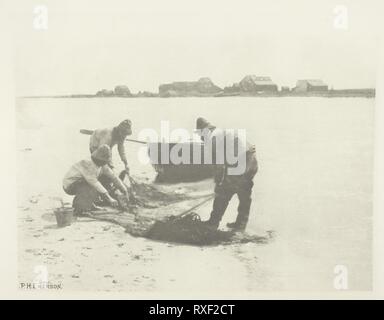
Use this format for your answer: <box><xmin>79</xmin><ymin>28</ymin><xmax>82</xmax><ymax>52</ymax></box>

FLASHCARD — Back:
<box><xmin>80</xmin><ymin>129</ymin><xmax>147</xmax><ymax>144</ymax></box>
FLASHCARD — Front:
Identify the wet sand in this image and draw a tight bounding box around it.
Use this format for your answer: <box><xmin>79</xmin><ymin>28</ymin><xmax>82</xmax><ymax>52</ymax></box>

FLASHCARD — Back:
<box><xmin>17</xmin><ymin>97</ymin><xmax>373</xmax><ymax>293</ymax></box>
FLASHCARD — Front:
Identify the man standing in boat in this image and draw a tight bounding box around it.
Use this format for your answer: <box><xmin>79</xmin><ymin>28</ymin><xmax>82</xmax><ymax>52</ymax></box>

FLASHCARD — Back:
<box><xmin>89</xmin><ymin>119</ymin><xmax>132</xmax><ymax>173</ymax></box>
<box><xmin>63</xmin><ymin>144</ymin><xmax>129</xmax><ymax>214</ymax></box>
<box><xmin>195</xmin><ymin>117</ymin><xmax>258</xmax><ymax>231</ymax></box>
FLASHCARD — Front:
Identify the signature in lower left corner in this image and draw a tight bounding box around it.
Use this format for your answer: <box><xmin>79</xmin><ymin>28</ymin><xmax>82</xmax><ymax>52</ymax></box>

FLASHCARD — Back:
<box><xmin>19</xmin><ymin>282</ymin><xmax>63</xmax><ymax>290</ymax></box>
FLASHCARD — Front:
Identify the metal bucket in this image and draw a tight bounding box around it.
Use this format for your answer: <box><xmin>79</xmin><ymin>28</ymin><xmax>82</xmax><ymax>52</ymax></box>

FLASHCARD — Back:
<box><xmin>54</xmin><ymin>207</ymin><xmax>74</xmax><ymax>228</ymax></box>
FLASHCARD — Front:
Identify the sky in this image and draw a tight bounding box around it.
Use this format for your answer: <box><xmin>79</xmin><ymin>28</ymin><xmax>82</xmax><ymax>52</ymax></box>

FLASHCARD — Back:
<box><xmin>11</xmin><ymin>0</ymin><xmax>382</xmax><ymax>96</ymax></box>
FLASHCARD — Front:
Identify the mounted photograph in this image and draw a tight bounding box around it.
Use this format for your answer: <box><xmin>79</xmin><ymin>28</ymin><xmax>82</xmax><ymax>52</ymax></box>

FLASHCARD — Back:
<box><xmin>13</xmin><ymin>0</ymin><xmax>380</xmax><ymax>295</ymax></box>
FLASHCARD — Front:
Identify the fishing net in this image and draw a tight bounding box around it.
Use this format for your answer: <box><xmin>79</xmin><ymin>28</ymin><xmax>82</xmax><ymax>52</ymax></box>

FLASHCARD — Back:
<box><xmin>69</xmin><ymin>171</ymin><xmax>273</xmax><ymax>246</ymax></box>
<box><xmin>79</xmin><ymin>209</ymin><xmax>273</xmax><ymax>246</ymax></box>
<box><xmin>118</xmin><ymin>171</ymin><xmax>196</xmax><ymax>209</ymax></box>
<box><xmin>146</xmin><ymin>212</ymin><xmax>233</xmax><ymax>245</ymax></box>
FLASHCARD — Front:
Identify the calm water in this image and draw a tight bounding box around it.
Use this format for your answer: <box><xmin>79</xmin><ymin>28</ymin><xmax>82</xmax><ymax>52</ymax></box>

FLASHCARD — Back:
<box><xmin>17</xmin><ymin>97</ymin><xmax>374</xmax><ymax>290</ymax></box>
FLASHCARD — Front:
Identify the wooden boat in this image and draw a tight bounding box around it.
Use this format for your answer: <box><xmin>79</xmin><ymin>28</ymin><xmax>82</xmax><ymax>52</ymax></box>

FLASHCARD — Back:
<box><xmin>147</xmin><ymin>142</ymin><xmax>215</xmax><ymax>182</ymax></box>
<box><xmin>80</xmin><ymin>129</ymin><xmax>215</xmax><ymax>182</ymax></box>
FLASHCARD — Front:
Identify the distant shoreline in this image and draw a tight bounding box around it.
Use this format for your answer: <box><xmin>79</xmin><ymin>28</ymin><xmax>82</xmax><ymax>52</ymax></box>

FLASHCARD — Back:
<box><xmin>21</xmin><ymin>90</ymin><xmax>375</xmax><ymax>99</ymax></box>
<box><xmin>20</xmin><ymin>75</ymin><xmax>376</xmax><ymax>99</ymax></box>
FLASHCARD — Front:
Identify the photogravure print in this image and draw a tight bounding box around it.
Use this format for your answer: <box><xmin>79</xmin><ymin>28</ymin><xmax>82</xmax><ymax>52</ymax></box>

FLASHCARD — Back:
<box><xmin>13</xmin><ymin>0</ymin><xmax>379</xmax><ymax>295</ymax></box>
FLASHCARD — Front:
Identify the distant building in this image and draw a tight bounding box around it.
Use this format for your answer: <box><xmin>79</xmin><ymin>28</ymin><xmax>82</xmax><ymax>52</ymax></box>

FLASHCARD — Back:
<box><xmin>223</xmin><ymin>83</ymin><xmax>241</xmax><ymax>94</ymax></box>
<box><xmin>294</xmin><ymin>80</ymin><xmax>328</xmax><ymax>92</ymax></box>
<box><xmin>239</xmin><ymin>75</ymin><xmax>278</xmax><ymax>93</ymax></box>
<box><xmin>114</xmin><ymin>85</ymin><xmax>132</xmax><ymax>97</ymax></box>
<box><xmin>136</xmin><ymin>91</ymin><xmax>158</xmax><ymax>97</ymax></box>
<box><xmin>96</xmin><ymin>89</ymin><xmax>115</xmax><ymax>97</ymax></box>
<box><xmin>159</xmin><ymin>77</ymin><xmax>222</xmax><ymax>97</ymax></box>
<box><xmin>281</xmin><ymin>86</ymin><xmax>290</xmax><ymax>93</ymax></box>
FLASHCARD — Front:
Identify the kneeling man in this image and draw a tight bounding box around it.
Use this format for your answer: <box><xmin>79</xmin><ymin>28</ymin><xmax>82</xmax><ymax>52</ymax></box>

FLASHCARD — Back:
<box><xmin>63</xmin><ymin>144</ymin><xmax>129</xmax><ymax>214</ymax></box>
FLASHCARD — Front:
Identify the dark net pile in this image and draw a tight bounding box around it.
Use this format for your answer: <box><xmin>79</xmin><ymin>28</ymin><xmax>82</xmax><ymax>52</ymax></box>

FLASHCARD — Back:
<box><xmin>145</xmin><ymin>212</ymin><xmax>233</xmax><ymax>246</ymax></box>
<box><xmin>86</xmin><ymin>172</ymin><xmax>273</xmax><ymax>246</ymax></box>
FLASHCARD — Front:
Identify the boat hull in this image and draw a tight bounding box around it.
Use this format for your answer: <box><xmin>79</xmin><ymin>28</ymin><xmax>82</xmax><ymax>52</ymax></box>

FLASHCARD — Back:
<box><xmin>148</xmin><ymin>142</ymin><xmax>215</xmax><ymax>182</ymax></box>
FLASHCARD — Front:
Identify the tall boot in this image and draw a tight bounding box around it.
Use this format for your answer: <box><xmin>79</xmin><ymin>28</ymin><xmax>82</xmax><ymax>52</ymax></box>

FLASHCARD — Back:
<box><xmin>227</xmin><ymin>179</ymin><xmax>253</xmax><ymax>231</ymax></box>
<box><xmin>234</xmin><ymin>195</ymin><xmax>252</xmax><ymax>231</ymax></box>
<box><xmin>207</xmin><ymin>191</ymin><xmax>233</xmax><ymax>229</ymax></box>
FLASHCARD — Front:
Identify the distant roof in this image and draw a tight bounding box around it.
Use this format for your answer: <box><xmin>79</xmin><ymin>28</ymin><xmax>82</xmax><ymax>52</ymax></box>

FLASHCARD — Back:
<box><xmin>297</xmin><ymin>79</ymin><xmax>327</xmax><ymax>86</ymax></box>
<box><xmin>241</xmin><ymin>75</ymin><xmax>276</xmax><ymax>85</ymax></box>
<box><xmin>198</xmin><ymin>77</ymin><xmax>213</xmax><ymax>83</ymax></box>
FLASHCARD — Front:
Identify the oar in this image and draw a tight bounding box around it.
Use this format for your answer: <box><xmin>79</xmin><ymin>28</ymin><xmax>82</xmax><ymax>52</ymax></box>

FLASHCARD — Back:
<box><xmin>80</xmin><ymin>129</ymin><xmax>147</xmax><ymax>145</ymax></box>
